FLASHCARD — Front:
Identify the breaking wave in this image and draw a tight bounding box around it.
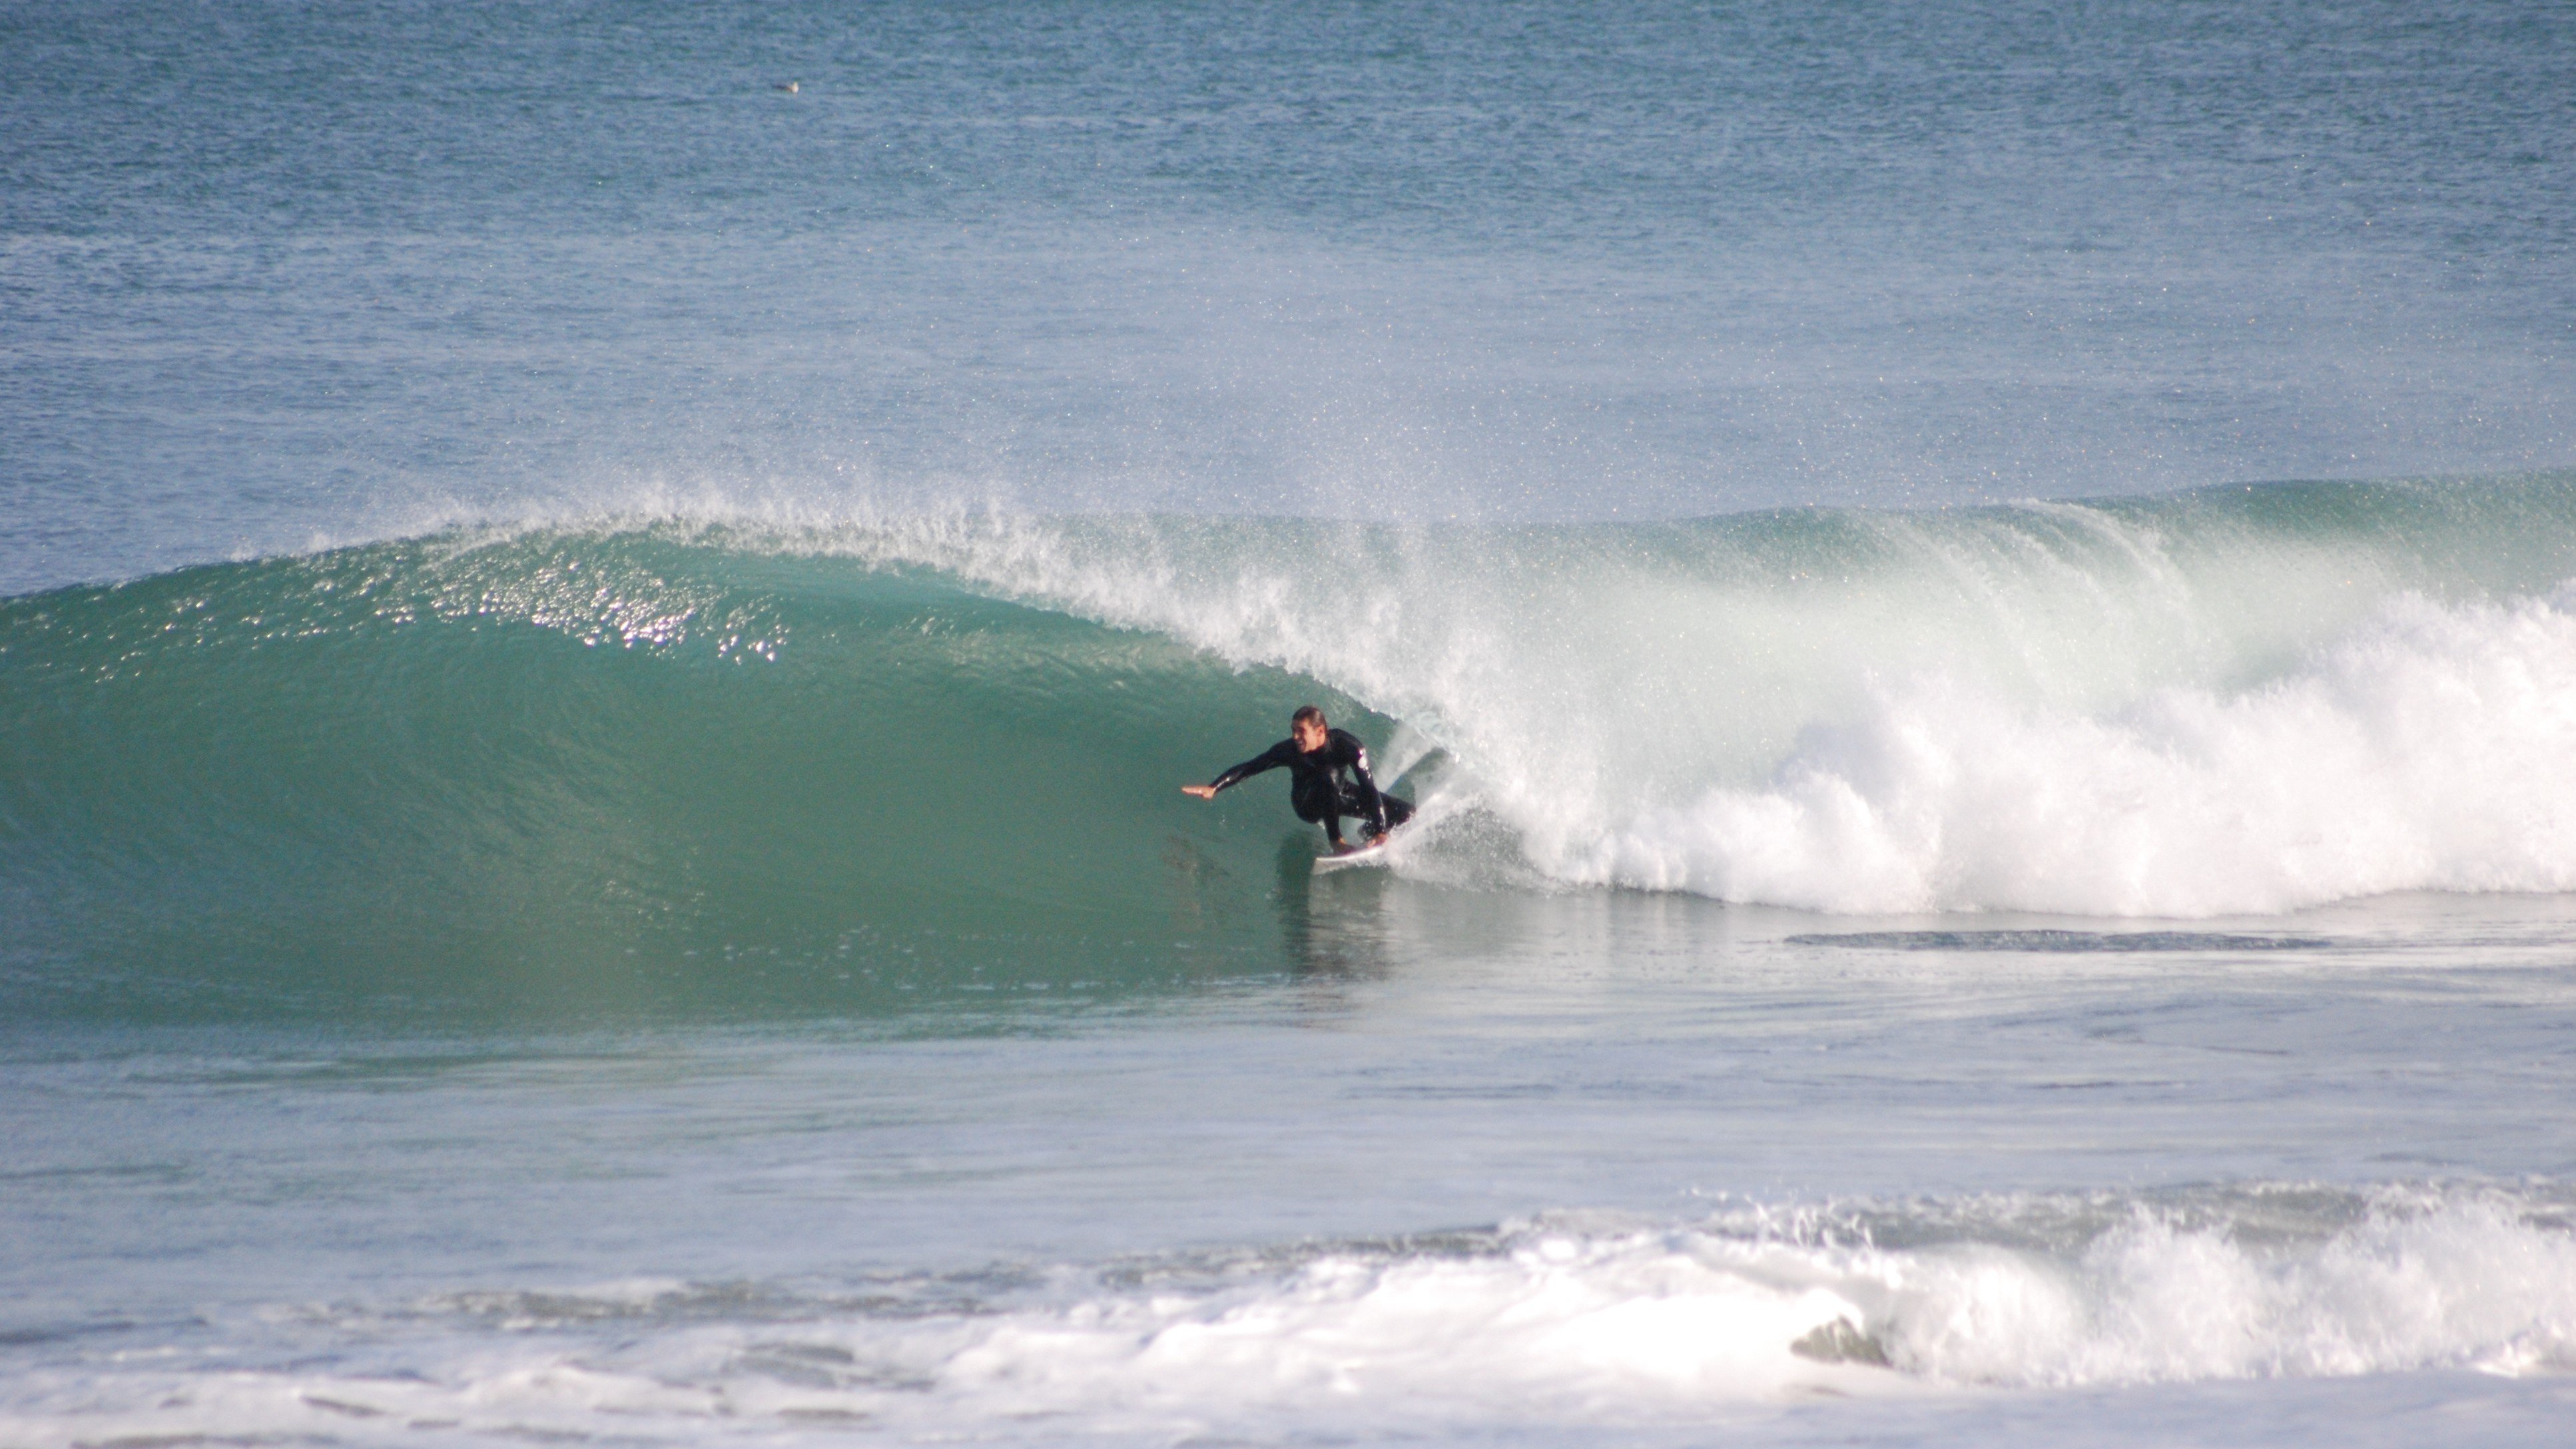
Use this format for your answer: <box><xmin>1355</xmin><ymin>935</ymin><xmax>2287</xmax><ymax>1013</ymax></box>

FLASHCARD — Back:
<box><xmin>8</xmin><ymin>473</ymin><xmax>2576</xmax><ymax>1017</ymax></box>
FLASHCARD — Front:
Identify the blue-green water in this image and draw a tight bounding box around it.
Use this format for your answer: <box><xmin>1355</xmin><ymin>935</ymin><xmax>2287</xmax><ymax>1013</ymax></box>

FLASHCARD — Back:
<box><xmin>8</xmin><ymin>0</ymin><xmax>2573</xmax><ymax>593</ymax></box>
<box><xmin>6</xmin><ymin>2</ymin><xmax>2576</xmax><ymax>1444</ymax></box>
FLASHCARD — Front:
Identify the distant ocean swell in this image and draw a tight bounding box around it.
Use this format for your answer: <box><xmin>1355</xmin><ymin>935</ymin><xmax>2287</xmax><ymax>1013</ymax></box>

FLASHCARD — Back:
<box><xmin>4</xmin><ymin>1181</ymin><xmax>2569</xmax><ymax>1445</ymax></box>
<box><xmin>6</xmin><ymin>475</ymin><xmax>2576</xmax><ymax>1016</ymax></box>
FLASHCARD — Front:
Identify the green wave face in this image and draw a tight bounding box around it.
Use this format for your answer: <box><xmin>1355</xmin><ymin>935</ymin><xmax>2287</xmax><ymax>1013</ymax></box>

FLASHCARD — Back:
<box><xmin>0</xmin><ymin>533</ymin><xmax>1386</xmax><ymax>1024</ymax></box>
<box><xmin>14</xmin><ymin>473</ymin><xmax>2576</xmax><ymax>1023</ymax></box>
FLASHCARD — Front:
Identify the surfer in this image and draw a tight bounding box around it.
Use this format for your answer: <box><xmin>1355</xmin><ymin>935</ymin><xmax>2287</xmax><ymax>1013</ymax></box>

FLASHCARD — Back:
<box><xmin>1183</xmin><ymin>705</ymin><xmax>1415</xmax><ymax>853</ymax></box>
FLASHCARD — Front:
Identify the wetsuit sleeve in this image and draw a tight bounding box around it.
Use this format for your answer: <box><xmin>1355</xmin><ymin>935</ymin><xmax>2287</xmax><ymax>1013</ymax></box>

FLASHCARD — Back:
<box><xmin>1207</xmin><ymin>740</ymin><xmax>1295</xmax><ymax>793</ymax></box>
<box><xmin>1338</xmin><ymin>731</ymin><xmax>1393</xmax><ymax>836</ymax></box>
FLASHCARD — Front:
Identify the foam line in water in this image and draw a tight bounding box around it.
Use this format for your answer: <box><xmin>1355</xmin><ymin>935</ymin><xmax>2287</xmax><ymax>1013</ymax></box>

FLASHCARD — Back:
<box><xmin>4</xmin><ymin>1183</ymin><xmax>2569</xmax><ymax>1446</ymax></box>
<box><xmin>1786</xmin><ymin>930</ymin><xmax>2338</xmax><ymax>952</ymax></box>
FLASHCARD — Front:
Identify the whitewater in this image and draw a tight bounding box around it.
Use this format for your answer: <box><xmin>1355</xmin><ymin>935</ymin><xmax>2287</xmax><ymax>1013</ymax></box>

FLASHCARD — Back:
<box><xmin>7</xmin><ymin>1</ymin><xmax>2576</xmax><ymax>1446</ymax></box>
<box><xmin>10</xmin><ymin>1183</ymin><xmax>2575</xmax><ymax>1446</ymax></box>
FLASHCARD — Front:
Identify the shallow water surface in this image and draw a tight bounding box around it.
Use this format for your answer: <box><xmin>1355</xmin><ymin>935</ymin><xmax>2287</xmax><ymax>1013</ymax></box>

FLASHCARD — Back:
<box><xmin>7</xmin><ymin>889</ymin><xmax>2575</xmax><ymax>1445</ymax></box>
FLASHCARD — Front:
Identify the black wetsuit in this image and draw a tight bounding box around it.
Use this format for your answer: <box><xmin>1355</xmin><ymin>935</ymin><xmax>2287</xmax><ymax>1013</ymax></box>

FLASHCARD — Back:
<box><xmin>1206</xmin><ymin>728</ymin><xmax>1416</xmax><ymax>846</ymax></box>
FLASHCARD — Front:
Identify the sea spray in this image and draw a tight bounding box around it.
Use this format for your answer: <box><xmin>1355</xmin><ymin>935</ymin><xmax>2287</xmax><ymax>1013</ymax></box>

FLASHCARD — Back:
<box><xmin>1589</xmin><ymin>587</ymin><xmax>2576</xmax><ymax>913</ymax></box>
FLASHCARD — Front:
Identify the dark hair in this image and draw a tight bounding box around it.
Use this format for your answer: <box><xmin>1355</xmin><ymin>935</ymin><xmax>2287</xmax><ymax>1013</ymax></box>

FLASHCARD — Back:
<box><xmin>1291</xmin><ymin>705</ymin><xmax>1327</xmax><ymax>730</ymax></box>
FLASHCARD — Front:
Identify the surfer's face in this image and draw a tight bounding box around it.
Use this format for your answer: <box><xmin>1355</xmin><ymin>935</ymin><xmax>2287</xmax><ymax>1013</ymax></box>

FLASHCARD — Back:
<box><xmin>1293</xmin><ymin>720</ymin><xmax>1328</xmax><ymax>752</ymax></box>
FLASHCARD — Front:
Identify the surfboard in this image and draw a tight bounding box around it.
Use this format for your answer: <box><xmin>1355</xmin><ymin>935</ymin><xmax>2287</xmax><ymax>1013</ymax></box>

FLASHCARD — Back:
<box><xmin>1311</xmin><ymin>838</ymin><xmax>1394</xmax><ymax>874</ymax></box>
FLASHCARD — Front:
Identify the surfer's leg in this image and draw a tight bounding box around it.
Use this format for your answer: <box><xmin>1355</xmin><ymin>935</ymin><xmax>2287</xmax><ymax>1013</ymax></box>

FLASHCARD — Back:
<box><xmin>1339</xmin><ymin>785</ymin><xmax>1410</xmax><ymax>837</ymax></box>
<box><xmin>1291</xmin><ymin>782</ymin><xmax>1348</xmax><ymax>847</ymax></box>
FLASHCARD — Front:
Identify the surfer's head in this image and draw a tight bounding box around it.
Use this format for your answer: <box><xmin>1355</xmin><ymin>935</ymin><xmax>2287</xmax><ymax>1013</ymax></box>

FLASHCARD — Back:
<box><xmin>1291</xmin><ymin>705</ymin><xmax>1328</xmax><ymax>752</ymax></box>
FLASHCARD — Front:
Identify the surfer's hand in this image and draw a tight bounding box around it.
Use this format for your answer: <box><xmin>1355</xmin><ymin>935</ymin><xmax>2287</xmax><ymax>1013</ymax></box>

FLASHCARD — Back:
<box><xmin>1181</xmin><ymin>784</ymin><xmax>1217</xmax><ymax>800</ymax></box>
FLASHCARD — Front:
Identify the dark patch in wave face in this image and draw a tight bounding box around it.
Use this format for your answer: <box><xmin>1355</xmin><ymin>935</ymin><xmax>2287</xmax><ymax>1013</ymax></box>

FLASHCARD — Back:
<box><xmin>1787</xmin><ymin>930</ymin><xmax>2335</xmax><ymax>953</ymax></box>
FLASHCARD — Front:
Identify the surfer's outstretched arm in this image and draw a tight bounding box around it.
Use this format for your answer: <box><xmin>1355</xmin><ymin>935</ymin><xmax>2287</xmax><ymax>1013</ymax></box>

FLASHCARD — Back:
<box><xmin>1183</xmin><ymin>740</ymin><xmax>1295</xmax><ymax>799</ymax></box>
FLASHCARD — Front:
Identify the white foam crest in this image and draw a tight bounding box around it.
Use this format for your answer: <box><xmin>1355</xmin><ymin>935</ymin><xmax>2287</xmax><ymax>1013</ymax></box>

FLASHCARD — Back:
<box><xmin>1883</xmin><ymin>1194</ymin><xmax>2576</xmax><ymax>1386</ymax></box>
<box><xmin>11</xmin><ymin>1189</ymin><xmax>2571</xmax><ymax>1448</ymax></box>
<box><xmin>889</xmin><ymin>1195</ymin><xmax>2576</xmax><ymax>1416</ymax></box>
<box><xmin>1588</xmin><ymin>586</ymin><xmax>2576</xmax><ymax>914</ymax></box>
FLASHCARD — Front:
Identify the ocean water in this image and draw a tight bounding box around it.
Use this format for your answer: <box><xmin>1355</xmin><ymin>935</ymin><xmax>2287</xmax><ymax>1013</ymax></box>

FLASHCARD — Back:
<box><xmin>5</xmin><ymin>1</ymin><xmax>2576</xmax><ymax>1445</ymax></box>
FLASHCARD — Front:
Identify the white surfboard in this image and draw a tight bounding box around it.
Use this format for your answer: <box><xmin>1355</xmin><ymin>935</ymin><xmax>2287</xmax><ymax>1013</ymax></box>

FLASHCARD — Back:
<box><xmin>1311</xmin><ymin>838</ymin><xmax>1393</xmax><ymax>874</ymax></box>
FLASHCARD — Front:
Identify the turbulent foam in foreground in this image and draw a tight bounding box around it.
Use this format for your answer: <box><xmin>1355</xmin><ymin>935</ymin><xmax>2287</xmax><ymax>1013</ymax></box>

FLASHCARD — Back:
<box><xmin>4</xmin><ymin>1183</ymin><xmax>2570</xmax><ymax>1447</ymax></box>
<box><xmin>7</xmin><ymin>475</ymin><xmax>2576</xmax><ymax>1017</ymax></box>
